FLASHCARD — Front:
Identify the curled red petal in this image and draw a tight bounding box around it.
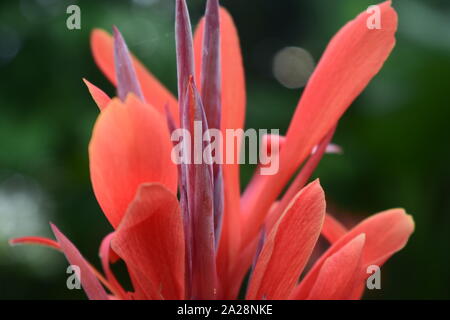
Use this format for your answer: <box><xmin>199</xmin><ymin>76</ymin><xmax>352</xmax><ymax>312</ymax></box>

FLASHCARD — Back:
<box><xmin>111</xmin><ymin>183</ymin><xmax>185</xmax><ymax>300</ymax></box>
<box><xmin>99</xmin><ymin>233</ymin><xmax>127</xmax><ymax>299</ymax></box>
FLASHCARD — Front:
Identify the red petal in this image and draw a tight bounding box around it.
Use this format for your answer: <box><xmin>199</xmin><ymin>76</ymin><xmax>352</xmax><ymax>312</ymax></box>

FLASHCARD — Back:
<box><xmin>240</xmin><ymin>1</ymin><xmax>397</xmax><ymax>249</ymax></box>
<box><xmin>307</xmin><ymin>234</ymin><xmax>365</xmax><ymax>300</ymax></box>
<box><xmin>283</xmin><ymin>1</ymin><xmax>397</xmax><ymax>175</ymax></box>
<box><xmin>83</xmin><ymin>79</ymin><xmax>111</xmax><ymax>110</ymax></box>
<box><xmin>90</xmin><ymin>29</ymin><xmax>179</xmax><ymax>124</ymax></box>
<box><xmin>111</xmin><ymin>183</ymin><xmax>185</xmax><ymax>300</ymax></box>
<box><xmin>194</xmin><ymin>6</ymin><xmax>246</xmax><ymax>298</ymax></box>
<box><xmin>89</xmin><ymin>94</ymin><xmax>177</xmax><ymax>228</ymax></box>
<box><xmin>11</xmin><ymin>233</ymin><xmax>124</xmax><ymax>299</ymax></box>
<box><xmin>246</xmin><ymin>180</ymin><xmax>325</xmax><ymax>300</ymax></box>
<box><xmin>290</xmin><ymin>208</ymin><xmax>414</xmax><ymax>299</ymax></box>
<box><xmin>51</xmin><ymin>224</ymin><xmax>109</xmax><ymax>300</ymax></box>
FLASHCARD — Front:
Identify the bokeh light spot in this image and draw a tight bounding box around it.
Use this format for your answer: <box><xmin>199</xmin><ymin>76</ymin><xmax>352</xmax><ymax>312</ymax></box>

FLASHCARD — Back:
<box><xmin>273</xmin><ymin>46</ymin><xmax>315</xmax><ymax>89</ymax></box>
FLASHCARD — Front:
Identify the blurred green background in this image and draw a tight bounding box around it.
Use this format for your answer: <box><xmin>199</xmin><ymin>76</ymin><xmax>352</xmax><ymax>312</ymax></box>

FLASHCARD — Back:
<box><xmin>0</xmin><ymin>0</ymin><xmax>449</xmax><ymax>299</ymax></box>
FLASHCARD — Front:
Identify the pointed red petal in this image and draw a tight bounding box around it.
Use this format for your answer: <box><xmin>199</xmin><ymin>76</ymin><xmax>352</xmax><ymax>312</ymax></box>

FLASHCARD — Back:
<box><xmin>89</xmin><ymin>94</ymin><xmax>177</xmax><ymax>228</ymax></box>
<box><xmin>111</xmin><ymin>183</ymin><xmax>185</xmax><ymax>300</ymax></box>
<box><xmin>51</xmin><ymin>224</ymin><xmax>109</xmax><ymax>300</ymax></box>
<box><xmin>307</xmin><ymin>234</ymin><xmax>365</xmax><ymax>300</ymax></box>
<box><xmin>83</xmin><ymin>79</ymin><xmax>111</xmax><ymax>110</ymax></box>
<box><xmin>113</xmin><ymin>27</ymin><xmax>145</xmax><ymax>102</ymax></box>
<box><xmin>283</xmin><ymin>1</ymin><xmax>397</xmax><ymax>175</ymax></box>
<box><xmin>246</xmin><ymin>180</ymin><xmax>325</xmax><ymax>300</ymax></box>
<box><xmin>291</xmin><ymin>208</ymin><xmax>414</xmax><ymax>299</ymax></box>
<box><xmin>241</xmin><ymin>1</ymin><xmax>397</xmax><ymax>249</ymax></box>
<box><xmin>11</xmin><ymin>234</ymin><xmax>123</xmax><ymax>298</ymax></box>
<box><xmin>90</xmin><ymin>29</ymin><xmax>179</xmax><ymax>123</ymax></box>
<box><xmin>194</xmin><ymin>6</ymin><xmax>246</xmax><ymax>298</ymax></box>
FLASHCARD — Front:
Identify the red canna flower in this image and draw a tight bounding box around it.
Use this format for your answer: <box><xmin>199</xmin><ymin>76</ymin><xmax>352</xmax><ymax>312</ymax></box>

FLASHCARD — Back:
<box><xmin>11</xmin><ymin>0</ymin><xmax>414</xmax><ymax>300</ymax></box>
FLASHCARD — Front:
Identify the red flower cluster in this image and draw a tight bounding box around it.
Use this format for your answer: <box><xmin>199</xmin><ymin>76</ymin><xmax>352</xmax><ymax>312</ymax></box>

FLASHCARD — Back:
<box><xmin>11</xmin><ymin>0</ymin><xmax>414</xmax><ymax>300</ymax></box>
